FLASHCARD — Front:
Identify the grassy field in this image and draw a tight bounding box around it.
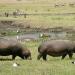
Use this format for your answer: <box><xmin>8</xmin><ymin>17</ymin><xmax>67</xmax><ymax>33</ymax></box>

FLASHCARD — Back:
<box><xmin>0</xmin><ymin>14</ymin><xmax>75</xmax><ymax>28</ymax></box>
<box><xmin>0</xmin><ymin>41</ymin><xmax>75</xmax><ymax>75</ymax></box>
<box><xmin>0</xmin><ymin>15</ymin><xmax>75</xmax><ymax>28</ymax></box>
<box><xmin>0</xmin><ymin>0</ymin><xmax>75</xmax><ymax>3</ymax></box>
<box><xmin>0</xmin><ymin>1</ymin><xmax>75</xmax><ymax>28</ymax></box>
<box><xmin>0</xmin><ymin>0</ymin><xmax>75</xmax><ymax>75</ymax></box>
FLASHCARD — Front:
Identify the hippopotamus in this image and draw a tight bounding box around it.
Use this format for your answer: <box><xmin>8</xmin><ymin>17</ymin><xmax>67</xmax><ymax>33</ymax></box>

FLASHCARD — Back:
<box><xmin>0</xmin><ymin>39</ymin><xmax>31</xmax><ymax>60</ymax></box>
<box><xmin>37</xmin><ymin>40</ymin><xmax>75</xmax><ymax>61</ymax></box>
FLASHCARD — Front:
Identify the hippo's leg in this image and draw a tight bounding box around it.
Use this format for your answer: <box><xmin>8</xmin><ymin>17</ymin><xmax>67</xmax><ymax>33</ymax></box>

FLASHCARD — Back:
<box><xmin>68</xmin><ymin>52</ymin><xmax>73</xmax><ymax>59</ymax></box>
<box><xmin>42</xmin><ymin>54</ymin><xmax>47</xmax><ymax>61</ymax></box>
<box><xmin>28</xmin><ymin>54</ymin><xmax>32</xmax><ymax>60</ymax></box>
<box><xmin>62</xmin><ymin>54</ymin><xmax>67</xmax><ymax>59</ymax></box>
<box><xmin>12</xmin><ymin>55</ymin><xmax>16</xmax><ymax>60</ymax></box>
<box><xmin>37</xmin><ymin>53</ymin><xmax>42</xmax><ymax>60</ymax></box>
<box><xmin>19</xmin><ymin>55</ymin><xmax>24</xmax><ymax>59</ymax></box>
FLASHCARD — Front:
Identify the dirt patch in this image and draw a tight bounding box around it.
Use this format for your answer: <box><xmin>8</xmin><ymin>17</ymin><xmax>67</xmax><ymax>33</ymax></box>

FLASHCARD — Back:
<box><xmin>0</xmin><ymin>20</ymin><xmax>31</xmax><ymax>29</ymax></box>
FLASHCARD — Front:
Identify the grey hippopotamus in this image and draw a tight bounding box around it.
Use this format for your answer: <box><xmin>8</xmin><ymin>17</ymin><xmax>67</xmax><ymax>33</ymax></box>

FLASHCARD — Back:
<box><xmin>37</xmin><ymin>40</ymin><xmax>75</xmax><ymax>61</ymax></box>
<box><xmin>0</xmin><ymin>39</ymin><xmax>31</xmax><ymax>60</ymax></box>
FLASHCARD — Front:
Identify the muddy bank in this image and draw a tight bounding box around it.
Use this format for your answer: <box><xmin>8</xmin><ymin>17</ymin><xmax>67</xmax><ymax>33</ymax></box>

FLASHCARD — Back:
<box><xmin>0</xmin><ymin>21</ymin><xmax>75</xmax><ymax>40</ymax></box>
<box><xmin>0</xmin><ymin>20</ymin><xmax>75</xmax><ymax>41</ymax></box>
<box><xmin>0</xmin><ymin>20</ymin><xmax>75</xmax><ymax>31</ymax></box>
<box><xmin>0</xmin><ymin>20</ymin><xmax>31</xmax><ymax>29</ymax></box>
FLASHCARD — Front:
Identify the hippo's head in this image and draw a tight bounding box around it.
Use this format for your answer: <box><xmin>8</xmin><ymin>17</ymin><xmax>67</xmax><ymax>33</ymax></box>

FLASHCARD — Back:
<box><xmin>73</xmin><ymin>49</ymin><xmax>75</xmax><ymax>53</ymax></box>
<box><xmin>22</xmin><ymin>49</ymin><xmax>32</xmax><ymax>60</ymax></box>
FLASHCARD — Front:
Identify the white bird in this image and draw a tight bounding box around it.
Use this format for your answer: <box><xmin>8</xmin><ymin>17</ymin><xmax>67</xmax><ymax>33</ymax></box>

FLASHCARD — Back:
<box><xmin>72</xmin><ymin>61</ymin><xmax>75</xmax><ymax>64</ymax></box>
<box><xmin>13</xmin><ymin>63</ymin><xmax>20</xmax><ymax>67</ymax></box>
<box><xmin>16</xmin><ymin>35</ymin><xmax>19</xmax><ymax>40</ymax></box>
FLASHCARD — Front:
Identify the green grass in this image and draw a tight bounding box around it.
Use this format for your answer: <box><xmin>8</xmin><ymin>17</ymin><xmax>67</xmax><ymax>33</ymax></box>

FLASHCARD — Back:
<box><xmin>0</xmin><ymin>3</ymin><xmax>75</xmax><ymax>13</ymax></box>
<box><xmin>0</xmin><ymin>3</ymin><xmax>75</xmax><ymax>28</ymax></box>
<box><xmin>0</xmin><ymin>15</ymin><xmax>75</xmax><ymax>28</ymax></box>
<box><xmin>0</xmin><ymin>41</ymin><xmax>75</xmax><ymax>75</ymax></box>
<box><xmin>0</xmin><ymin>1</ymin><xmax>75</xmax><ymax>75</ymax></box>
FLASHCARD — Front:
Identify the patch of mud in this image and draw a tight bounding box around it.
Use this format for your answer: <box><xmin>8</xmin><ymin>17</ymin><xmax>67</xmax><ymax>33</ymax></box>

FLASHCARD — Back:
<box><xmin>0</xmin><ymin>20</ymin><xmax>31</xmax><ymax>29</ymax></box>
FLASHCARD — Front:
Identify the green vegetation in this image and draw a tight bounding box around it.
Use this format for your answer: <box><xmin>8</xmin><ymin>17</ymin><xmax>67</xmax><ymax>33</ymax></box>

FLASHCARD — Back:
<box><xmin>0</xmin><ymin>1</ymin><xmax>75</xmax><ymax>75</ymax></box>
<box><xmin>0</xmin><ymin>15</ymin><xmax>75</xmax><ymax>28</ymax></box>
<box><xmin>0</xmin><ymin>3</ymin><xmax>75</xmax><ymax>28</ymax></box>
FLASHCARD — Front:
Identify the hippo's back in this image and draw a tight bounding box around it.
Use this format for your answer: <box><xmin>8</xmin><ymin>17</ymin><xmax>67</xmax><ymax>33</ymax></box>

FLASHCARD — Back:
<box><xmin>39</xmin><ymin>40</ymin><xmax>74</xmax><ymax>53</ymax></box>
<box><xmin>0</xmin><ymin>39</ymin><xmax>20</xmax><ymax>48</ymax></box>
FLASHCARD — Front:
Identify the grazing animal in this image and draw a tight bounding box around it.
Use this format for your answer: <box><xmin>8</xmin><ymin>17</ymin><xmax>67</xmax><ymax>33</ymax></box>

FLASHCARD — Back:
<box><xmin>0</xmin><ymin>39</ymin><xmax>31</xmax><ymax>60</ymax></box>
<box><xmin>37</xmin><ymin>40</ymin><xmax>75</xmax><ymax>61</ymax></box>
